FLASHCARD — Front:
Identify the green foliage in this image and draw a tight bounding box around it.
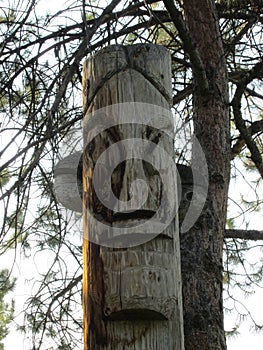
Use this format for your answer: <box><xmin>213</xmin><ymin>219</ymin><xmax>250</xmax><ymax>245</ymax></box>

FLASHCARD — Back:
<box><xmin>0</xmin><ymin>8</ymin><xmax>14</xmax><ymax>23</ymax></box>
<box><xmin>0</xmin><ymin>270</ymin><xmax>16</xmax><ymax>349</ymax></box>
<box><xmin>216</xmin><ymin>0</ymin><xmax>263</xmax><ymax>11</ymax></box>
<box><xmin>0</xmin><ymin>170</ymin><xmax>10</xmax><ymax>188</ymax></box>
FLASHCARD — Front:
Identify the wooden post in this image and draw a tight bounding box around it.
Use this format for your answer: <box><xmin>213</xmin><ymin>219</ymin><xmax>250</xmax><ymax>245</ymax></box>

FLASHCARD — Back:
<box><xmin>82</xmin><ymin>44</ymin><xmax>184</xmax><ymax>350</ymax></box>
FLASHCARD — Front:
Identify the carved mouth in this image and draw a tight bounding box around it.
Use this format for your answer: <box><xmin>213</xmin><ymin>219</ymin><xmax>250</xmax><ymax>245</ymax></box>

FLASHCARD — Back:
<box><xmin>106</xmin><ymin>309</ymin><xmax>167</xmax><ymax>321</ymax></box>
<box><xmin>112</xmin><ymin>209</ymin><xmax>155</xmax><ymax>222</ymax></box>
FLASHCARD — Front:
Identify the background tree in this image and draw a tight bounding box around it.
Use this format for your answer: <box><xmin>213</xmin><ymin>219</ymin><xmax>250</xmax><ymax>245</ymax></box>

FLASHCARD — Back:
<box><xmin>0</xmin><ymin>0</ymin><xmax>263</xmax><ymax>349</ymax></box>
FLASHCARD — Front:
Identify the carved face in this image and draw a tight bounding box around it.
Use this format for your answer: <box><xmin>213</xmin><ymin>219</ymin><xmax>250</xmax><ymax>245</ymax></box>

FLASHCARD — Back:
<box><xmin>82</xmin><ymin>103</ymin><xmax>178</xmax><ymax>247</ymax></box>
<box><xmin>83</xmin><ymin>123</ymin><xmax>173</xmax><ymax>224</ymax></box>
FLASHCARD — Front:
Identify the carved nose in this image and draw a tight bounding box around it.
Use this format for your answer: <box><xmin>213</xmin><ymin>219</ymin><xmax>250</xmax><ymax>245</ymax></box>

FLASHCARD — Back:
<box><xmin>112</xmin><ymin>158</ymin><xmax>160</xmax><ymax>221</ymax></box>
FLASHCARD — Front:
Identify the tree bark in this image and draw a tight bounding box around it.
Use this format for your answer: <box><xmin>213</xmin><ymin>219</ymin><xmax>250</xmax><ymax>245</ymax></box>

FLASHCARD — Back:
<box><xmin>82</xmin><ymin>44</ymin><xmax>184</xmax><ymax>350</ymax></box>
<box><xmin>180</xmin><ymin>1</ymin><xmax>230</xmax><ymax>349</ymax></box>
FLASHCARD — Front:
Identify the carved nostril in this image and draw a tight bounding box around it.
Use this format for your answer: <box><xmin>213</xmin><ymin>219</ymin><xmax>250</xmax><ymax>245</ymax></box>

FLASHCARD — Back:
<box><xmin>142</xmin><ymin>160</ymin><xmax>159</xmax><ymax>177</ymax></box>
<box><xmin>185</xmin><ymin>191</ymin><xmax>193</xmax><ymax>201</ymax></box>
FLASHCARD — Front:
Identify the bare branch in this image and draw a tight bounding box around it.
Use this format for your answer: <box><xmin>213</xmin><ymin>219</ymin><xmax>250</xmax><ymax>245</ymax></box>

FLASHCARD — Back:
<box><xmin>162</xmin><ymin>0</ymin><xmax>208</xmax><ymax>93</ymax></box>
<box><xmin>224</xmin><ymin>17</ymin><xmax>258</xmax><ymax>56</ymax></box>
<box><xmin>231</xmin><ymin>60</ymin><xmax>263</xmax><ymax>177</ymax></box>
<box><xmin>231</xmin><ymin>119</ymin><xmax>263</xmax><ymax>159</ymax></box>
<box><xmin>173</xmin><ymin>85</ymin><xmax>193</xmax><ymax>105</ymax></box>
<box><xmin>226</xmin><ymin>229</ymin><xmax>263</xmax><ymax>240</ymax></box>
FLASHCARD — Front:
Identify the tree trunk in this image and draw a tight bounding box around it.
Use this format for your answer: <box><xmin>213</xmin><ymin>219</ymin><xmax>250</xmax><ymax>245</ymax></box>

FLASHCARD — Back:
<box><xmin>82</xmin><ymin>44</ymin><xmax>184</xmax><ymax>349</ymax></box>
<box><xmin>180</xmin><ymin>1</ymin><xmax>230</xmax><ymax>349</ymax></box>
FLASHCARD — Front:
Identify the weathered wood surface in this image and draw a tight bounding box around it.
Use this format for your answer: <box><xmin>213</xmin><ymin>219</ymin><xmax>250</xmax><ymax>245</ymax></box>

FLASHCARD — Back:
<box><xmin>82</xmin><ymin>44</ymin><xmax>184</xmax><ymax>350</ymax></box>
<box><xmin>82</xmin><ymin>44</ymin><xmax>175</xmax><ymax>245</ymax></box>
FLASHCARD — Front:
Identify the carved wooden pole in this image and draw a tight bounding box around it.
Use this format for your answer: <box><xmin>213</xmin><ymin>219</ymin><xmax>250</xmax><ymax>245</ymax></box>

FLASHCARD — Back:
<box><xmin>82</xmin><ymin>44</ymin><xmax>184</xmax><ymax>350</ymax></box>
